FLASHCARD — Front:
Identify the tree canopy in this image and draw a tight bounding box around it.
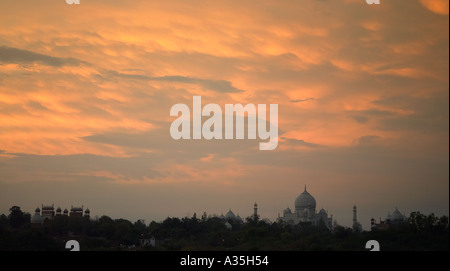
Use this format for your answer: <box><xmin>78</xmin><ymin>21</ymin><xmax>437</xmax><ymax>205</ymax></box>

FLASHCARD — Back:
<box><xmin>0</xmin><ymin>207</ymin><xmax>448</xmax><ymax>251</ymax></box>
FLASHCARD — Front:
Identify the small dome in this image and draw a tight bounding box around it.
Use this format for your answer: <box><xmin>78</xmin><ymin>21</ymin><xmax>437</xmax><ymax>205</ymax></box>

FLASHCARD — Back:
<box><xmin>35</xmin><ymin>207</ymin><xmax>40</xmax><ymax>213</ymax></box>
<box><xmin>390</xmin><ymin>208</ymin><xmax>406</xmax><ymax>222</ymax></box>
<box><xmin>85</xmin><ymin>208</ymin><xmax>90</xmax><ymax>213</ymax></box>
<box><xmin>319</xmin><ymin>208</ymin><xmax>327</xmax><ymax>215</ymax></box>
<box><xmin>283</xmin><ymin>207</ymin><xmax>292</xmax><ymax>215</ymax></box>
<box><xmin>295</xmin><ymin>187</ymin><xmax>316</xmax><ymax>211</ymax></box>
<box><xmin>224</xmin><ymin>222</ymin><xmax>232</xmax><ymax>230</ymax></box>
<box><xmin>225</xmin><ymin>209</ymin><xmax>236</xmax><ymax>220</ymax></box>
<box><xmin>386</xmin><ymin>212</ymin><xmax>392</xmax><ymax>221</ymax></box>
<box><xmin>31</xmin><ymin>208</ymin><xmax>43</xmax><ymax>224</ymax></box>
<box><xmin>56</xmin><ymin>207</ymin><xmax>62</xmax><ymax>212</ymax></box>
<box><xmin>236</xmin><ymin>215</ymin><xmax>243</xmax><ymax>223</ymax></box>
<box><xmin>63</xmin><ymin>208</ymin><xmax>68</xmax><ymax>214</ymax></box>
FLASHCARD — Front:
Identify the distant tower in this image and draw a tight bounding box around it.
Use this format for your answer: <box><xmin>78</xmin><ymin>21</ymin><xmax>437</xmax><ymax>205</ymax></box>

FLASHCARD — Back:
<box><xmin>352</xmin><ymin>205</ymin><xmax>362</xmax><ymax>232</ymax></box>
<box><xmin>41</xmin><ymin>204</ymin><xmax>55</xmax><ymax>221</ymax></box>
<box><xmin>70</xmin><ymin>205</ymin><xmax>84</xmax><ymax>217</ymax></box>
<box><xmin>254</xmin><ymin>202</ymin><xmax>258</xmax><ymax>220</ymax></box>
<box><xmin>84</xmin><ymin>208</ymin><xmax>90</xmax><ymax>218</ymax></box>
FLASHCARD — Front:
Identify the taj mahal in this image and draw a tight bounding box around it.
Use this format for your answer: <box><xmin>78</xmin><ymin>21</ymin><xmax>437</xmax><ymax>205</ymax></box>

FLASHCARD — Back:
<box><xmin>277</xmin><ymin>186</ymin><xmax>333</xmax><ymax>230</ymax></box>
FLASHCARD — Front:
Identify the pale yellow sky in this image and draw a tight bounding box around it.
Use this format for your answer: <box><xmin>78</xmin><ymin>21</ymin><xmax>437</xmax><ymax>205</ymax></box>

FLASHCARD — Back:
<box><xmin>0</xmin><ymin>0</ymin><xmax>448</xmax><ymax>229</ymax></box>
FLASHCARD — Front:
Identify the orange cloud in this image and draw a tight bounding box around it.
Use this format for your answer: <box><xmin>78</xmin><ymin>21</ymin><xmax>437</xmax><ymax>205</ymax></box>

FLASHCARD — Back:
<box><xmin>419</xmin><ymin>0</ymin><xmax>449</xmax><ymax>15</ymax></box>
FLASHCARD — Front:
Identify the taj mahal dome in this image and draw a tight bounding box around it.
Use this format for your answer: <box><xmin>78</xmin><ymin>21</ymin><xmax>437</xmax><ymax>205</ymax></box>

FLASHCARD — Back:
<box><xmin>277</xmin><ymin>186</ymin><xmax>333</xmax><ymax>230</ymax></box>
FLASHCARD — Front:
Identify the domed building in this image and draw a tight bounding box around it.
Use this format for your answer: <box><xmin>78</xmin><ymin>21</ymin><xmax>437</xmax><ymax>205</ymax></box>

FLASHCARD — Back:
<box><xmin>277</xmin><ymin>186</ymin><xmax>333</xmax><ymax>230</ymax></box>
<box><xmin>30</xmin><ymin>204</ymin><xmax>91</xmax><ymax>225</ymax></box>
<box><xmin>224</xmin><ymin>221</ymin><xmax>232</xmax><ymax>230</ymax></box>
<box><xmin>371</xmin><ymin>207</ymin><xmax>408</xmax><ymax>230</ymax></box>
<box><xmin>221</xmin><ymin>209</ymin><xmax>245</xmax><ymax>224</ymax></box>
<box><xmin>388</xmin><ymin>207</ymin><xmax>407</xmax><ymax>224</ymax></box>
<box><xmin>225</xmin><ymin>209</ymin><xmax>237</xmax><ymax>221</ymax></box>
<box><xmin>41</xmin><ymin>204</ymin><xmax>55</xmax><ymax>221</ymax></box>
<box><xmin>30</xmin><ymin>207</ymin><xmax>43</xmax><ymax>227</ymax></box>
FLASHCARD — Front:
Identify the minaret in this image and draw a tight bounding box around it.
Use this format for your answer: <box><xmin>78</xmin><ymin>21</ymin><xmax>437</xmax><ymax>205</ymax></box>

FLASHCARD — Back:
<box><xmin>353</xmin><ymin>205</ymin><xmax>357</xmax><ymax>228</ymax></box>
<box><xmin>84</xmin><ymin>208</ymin><xmax>90</xmax><ymax>218</ymax></box>
<box><xmin>253</xmin><ymin>202</ymin><xmax>258</xmax><ymax>219</ymax></box>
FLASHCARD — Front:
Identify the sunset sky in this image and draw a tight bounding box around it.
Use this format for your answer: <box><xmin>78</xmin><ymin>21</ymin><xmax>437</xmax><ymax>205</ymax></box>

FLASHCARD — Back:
<box><xmin>0</xmin><ymin>0</ymin><xmax>448</xmax><ymax>230</ymax></box>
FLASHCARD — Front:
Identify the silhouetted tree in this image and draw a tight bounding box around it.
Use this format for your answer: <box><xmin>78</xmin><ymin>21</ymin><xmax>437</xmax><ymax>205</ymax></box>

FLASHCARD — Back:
<box><xmin>98</xmin><ymin>215</ymin><xmax>115</xmax><ymax>239</ymax></box>
<box><xmin>8</xmin><ymin>206</ymin><xmax>26</xmax><ymax>228</ymax></box>
<box><xmin>134</xmin><ymin>220</ymin><xmax>147</xmax><ymax>237</ymax></box>
<box><xmin>0</xmin><ymin>208</ymin><xmax>447</xmax><ymax>251</ymax></box>
<box><xmin>352</xmin><ymin>222</ymin><xmax>362</xmax><ymax>233</ymax></box>
<box><xmin>201</xmin><ymin>212</ymin><xmax>207</xmax><ymax>221</ymax></box>
<box><xmin>334</xmin><ymin>225</ymin><xmax>353</xmax><ymax>239</ymax></box>
<box><xmin>0</xmin><ymin>214</ymin><xmax>9</xmax><ymax>229</ymax></box>
<box><xmin>408</xmin><ymin>211</ymin><xmax>440</xmax><ymax>232</ymax></box>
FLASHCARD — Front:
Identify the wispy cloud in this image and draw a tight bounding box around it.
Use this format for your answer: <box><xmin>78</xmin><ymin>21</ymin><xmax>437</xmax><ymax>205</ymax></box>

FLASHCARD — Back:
<box><xmin>0</xmin><ymin>46</ymin><xmax>86</xmax><ymax>67</ymax></box>
<box><xmin>280</xmin><ymin>137</ymin><xmax>323</xmax><ymax>148</ymax></box>
<box><xmin>103</xmin><ymin>70</ymin><xmax>151</xmax><ymax>81</ymax></box>
<box><xmin>98</xmin><ymin>72</ymin><xmax>244</xmax><ymax>93</ymax></box>
<box><xmin>353</xmin><ymin>135</ymin><xmax>381</xmax><ymax>145</ymax></box>
<box><xmin>150</xmin><ymin>75</ymin><xmax>244</xmax><ymax>93</ymax></box>
<box><xmin>290</xmin><ymin>98</ymin><xmax>314</xmax><ymax>103</ymax></box>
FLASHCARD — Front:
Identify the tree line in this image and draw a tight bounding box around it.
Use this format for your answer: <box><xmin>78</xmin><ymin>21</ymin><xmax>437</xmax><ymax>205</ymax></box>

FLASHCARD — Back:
<box><xmin>0</xmin><ymin>206</ymin><xmax>448</xmax><ymax>251</ymax></box>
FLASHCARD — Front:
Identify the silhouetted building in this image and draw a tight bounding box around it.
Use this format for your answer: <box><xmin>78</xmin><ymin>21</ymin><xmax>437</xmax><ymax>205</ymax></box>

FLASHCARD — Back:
<box><xmin>277</xmin><ymin>186</ymin><xmax>333</xmax><ymax>230</ymax></box>
<box><xmin>30</xmin><ymin>205</ymin><xmax>91</xmax><ymax>224</ymax></box>
<box><xmin>30</xmin><ymin>207</ymin><xmax>43</xmax><ymax>228</ymax></box>
<box><xmin>220</xmin><ymin>209</ymin><xmax>244</xmax><ymax>223</ymax></box>
<box><xmin>41</xmin><ymin>204</ymin><xmax>55</xmax><ymax>221</ymax></box>
<box><xmin>84</xmin><ymin>208</ymin><xmax>90</xmax><ymax>218</ymax></box>
<box><xmin>70</xmin><ymin>206</ymin><xmax>84</xmax><ymax>217</ymax></box>
<box><xmin>371</xmin><ymin>207</ymin><xmax>407</xmax><ymax>230</ymax></box>
<box><xmin>352</xmin><ymin>205</ymin><xmax>362</xmax><ymax>232</ymax></box>
<box><xmin>140</xmin><ymin>237</ymin><xmax>156</xmax><ymax>247</ymax></box>
<box><xmin>224</xmin><ymin>221</ymin><xmax>232</xmax><ymax>230</ymax></box>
